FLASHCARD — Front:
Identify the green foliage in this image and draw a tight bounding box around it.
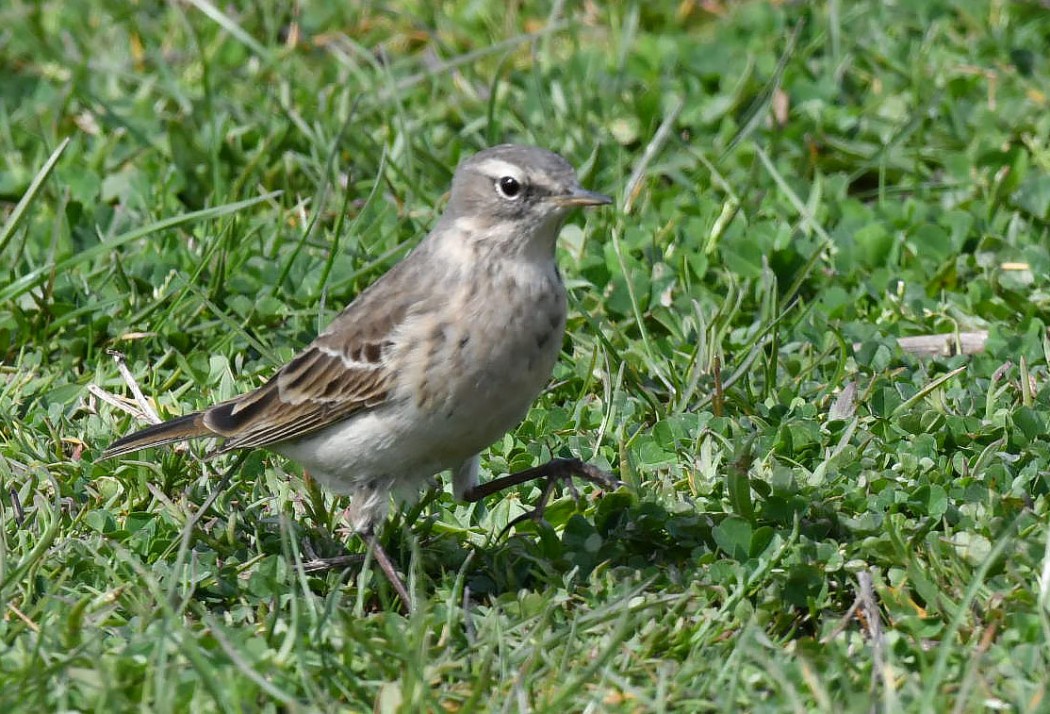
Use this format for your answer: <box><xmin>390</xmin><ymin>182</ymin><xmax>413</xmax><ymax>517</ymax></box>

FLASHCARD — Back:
<box><xmin>3</xmin><ymin>0</ymin><xmax>1050</xmax><ymax>710</ymax></box>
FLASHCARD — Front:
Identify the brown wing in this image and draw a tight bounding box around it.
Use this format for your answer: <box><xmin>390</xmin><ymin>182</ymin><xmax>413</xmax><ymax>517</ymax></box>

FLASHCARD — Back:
<box><xmin>202</xmin><ymin>339</ymin><xmax>392</xmax><ymax>451</ymax></box>
<box><xmin>201</xmin><ymin>256</ymin><xmax>425</xmax><ymax>451</ymax></box>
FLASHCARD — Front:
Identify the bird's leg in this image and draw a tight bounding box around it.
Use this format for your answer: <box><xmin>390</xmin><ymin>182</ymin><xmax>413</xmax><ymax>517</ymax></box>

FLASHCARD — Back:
<box><xmin>460</xmin><ymin>457</ymin><xmax>621</xmax><ymax>533</ymax></box>
<box><xmin>298</xmin><ymin>475</ymin><xmax>411</xmax><ymax>608</ymax></box>
<box><xmin>301</xmin><ymin>530</ymin><xmax>412</xmax><ymax>610</ymax></box>
<box><xmin>364</xmin><ymin>529</ymin><xmax>412</xmax><ymax>610</ymax></box>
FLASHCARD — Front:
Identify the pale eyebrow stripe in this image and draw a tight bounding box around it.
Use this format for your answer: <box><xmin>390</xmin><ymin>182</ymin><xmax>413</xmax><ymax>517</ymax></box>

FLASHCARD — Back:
<box><xmin>474</xmin><ymin>158</ymin><xmax>523</xmax><ymax>180</ymax></box>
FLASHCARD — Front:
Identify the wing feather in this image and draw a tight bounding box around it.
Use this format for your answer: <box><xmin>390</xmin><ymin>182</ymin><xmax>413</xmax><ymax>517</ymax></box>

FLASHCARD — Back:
<box><xmin>198</xmin><ymin>255</ymin><xmax>425</xmax><ymax>451</ymax></box>
<box><xmin>203</xmin><ymin>338</ymin><xmax>393</xmax><ymax>451</ymax></box>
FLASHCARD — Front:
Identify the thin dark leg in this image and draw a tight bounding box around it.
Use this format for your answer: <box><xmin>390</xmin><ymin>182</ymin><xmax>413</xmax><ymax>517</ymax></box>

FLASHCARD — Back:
<box><xmin>366</xmin><ymin>530</ymin><xmax>412</xmax><ymax>610</ymax></box>
<box><xmin>460</xmin><ymin>458</ymin><xmax>621</xmax><ymax>533</ymax></box>
<box><xmin>299</xmin><ymin>533</ymin><xmax>412</xmax><ymax>612</ymax></box>
<box><xmin>461</xmin><ymin>458</ymin><xmax>619</xmax><ymax>502</ymax></box>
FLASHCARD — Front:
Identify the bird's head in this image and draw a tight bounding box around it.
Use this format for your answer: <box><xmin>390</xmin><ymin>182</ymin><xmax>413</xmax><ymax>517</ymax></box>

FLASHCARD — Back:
<box><xmin>440</xmin><ymin>144</ymin><xmax>611</xmax><ymax>259</ymax></box>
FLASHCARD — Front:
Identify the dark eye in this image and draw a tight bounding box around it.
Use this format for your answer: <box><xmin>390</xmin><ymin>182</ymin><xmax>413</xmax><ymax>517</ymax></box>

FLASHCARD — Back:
<box><xmin>496</xmin><ymin>176</ymin><xmax>522</xmax><ymax>199</ymax></box>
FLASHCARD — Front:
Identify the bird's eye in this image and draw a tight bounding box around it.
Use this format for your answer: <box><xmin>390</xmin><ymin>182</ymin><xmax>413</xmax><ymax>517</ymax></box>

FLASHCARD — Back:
<box><xmin>496</xmin><ymin>176</ymin><xmax>522</xmax><ymax>199</ymax></box>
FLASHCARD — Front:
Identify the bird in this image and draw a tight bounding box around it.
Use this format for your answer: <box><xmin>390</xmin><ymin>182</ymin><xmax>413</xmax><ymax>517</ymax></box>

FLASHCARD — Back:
<box><xmin>101</xmin><ymin>144</ymin><xmax>616</xmax><ymax>608</ymax></box>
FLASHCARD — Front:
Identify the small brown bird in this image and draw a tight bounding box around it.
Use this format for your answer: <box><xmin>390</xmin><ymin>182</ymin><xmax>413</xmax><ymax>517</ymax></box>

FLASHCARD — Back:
<box><xmin>102</xmin><ymin>144</ymin><xmax>616</xmax><ymax>607</ymax></box>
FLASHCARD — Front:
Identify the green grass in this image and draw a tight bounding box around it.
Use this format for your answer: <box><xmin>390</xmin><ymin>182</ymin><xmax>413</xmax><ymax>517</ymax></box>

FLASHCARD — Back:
<box><xmin>3</xmin><ymin>0</ymin><xmax>1050</xmax><ymax>710</ymax></box>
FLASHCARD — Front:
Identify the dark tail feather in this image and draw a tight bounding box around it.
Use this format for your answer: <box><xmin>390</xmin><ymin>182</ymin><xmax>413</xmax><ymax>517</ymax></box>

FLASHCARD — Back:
<box><xmin>100</xmin><ymin>412</ymin><xmax>213</xmax><ymax>460</ymax></box>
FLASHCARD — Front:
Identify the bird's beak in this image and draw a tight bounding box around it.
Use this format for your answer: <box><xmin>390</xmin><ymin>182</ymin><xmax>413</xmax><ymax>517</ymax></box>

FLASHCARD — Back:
<box><xmin>551</xmin><ymin>187</ymin><xmax>613</xmax><ymax>208</ymax></box>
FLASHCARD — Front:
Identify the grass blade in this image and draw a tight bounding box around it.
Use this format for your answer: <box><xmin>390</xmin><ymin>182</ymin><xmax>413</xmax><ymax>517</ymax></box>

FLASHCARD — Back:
<box><xmin>0</xmin><ymin>137</ymin><xmax>71</xmax><ymax>256</ymax></box>
<box><xmin>0</xmin><ymin>192</ymin><xmax>280</xmax><ymax>306</ymax></box>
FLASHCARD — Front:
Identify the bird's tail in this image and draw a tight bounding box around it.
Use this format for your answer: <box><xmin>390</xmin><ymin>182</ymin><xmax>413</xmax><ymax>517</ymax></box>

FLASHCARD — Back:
<box><xmin>100</xmin><ymin>412</ymin><xmax>213</xmax><ymax>460</ymax></box>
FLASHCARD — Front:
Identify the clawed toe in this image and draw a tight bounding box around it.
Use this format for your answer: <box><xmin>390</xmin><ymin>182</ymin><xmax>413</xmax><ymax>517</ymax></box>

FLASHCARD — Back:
<box><xmin>302</xmin><ymin>553</ymin><xmax>367</xmax><ymax>573</ymax></box>
<box><xmin>492</xmin><ymin>458</ymin><xmax>622</xmax><ymax>539</ymax></box>
<box><xmin>564</xmin><ymin>459</ymin><xmax>623</xmax><ymax>491</ymax></box>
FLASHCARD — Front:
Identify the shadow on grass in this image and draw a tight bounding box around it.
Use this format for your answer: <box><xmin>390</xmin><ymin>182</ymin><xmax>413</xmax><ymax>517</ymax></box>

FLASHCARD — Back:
<box><xmin>181</xmin><ymin>463</ymin><xmax>853</xmax><ymax>608</ymax></box>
